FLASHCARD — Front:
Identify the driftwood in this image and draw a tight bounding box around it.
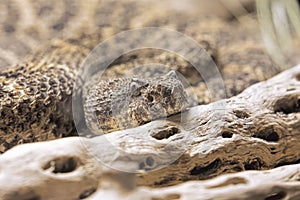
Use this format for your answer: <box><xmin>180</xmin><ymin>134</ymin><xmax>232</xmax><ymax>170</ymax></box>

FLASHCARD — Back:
<box><xmin>0</xmin><ymin>65</ymin><xmax>299</xmax><ymax>199</ymax></box>
<box><xmin>1</xmin><ymin>137</ymin><xmax>300</xmax><ymax>200</ymax></box>
<box><xmin>92</xmin><ymin>163</ymin><xmax>300</xmax><ymax>200</ymax></box>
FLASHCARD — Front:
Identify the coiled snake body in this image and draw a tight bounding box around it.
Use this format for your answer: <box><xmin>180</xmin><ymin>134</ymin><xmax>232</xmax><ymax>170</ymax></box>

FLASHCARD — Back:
<box><xmin>0</xmin><ymin>0</ymin><xmax>280</xmax><ymax>153</ymax></box>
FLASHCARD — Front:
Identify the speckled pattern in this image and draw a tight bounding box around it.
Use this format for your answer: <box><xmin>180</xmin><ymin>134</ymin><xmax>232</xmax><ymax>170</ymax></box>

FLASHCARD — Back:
<box><xmin>84</xmin><ymin>71</ymin><xmax>188</xmax><ymax>134</ymax></box>
<box><xmin>0</xmin><ymin>0</ymin><xmax>282</xmax><ymax>152</ymax></box>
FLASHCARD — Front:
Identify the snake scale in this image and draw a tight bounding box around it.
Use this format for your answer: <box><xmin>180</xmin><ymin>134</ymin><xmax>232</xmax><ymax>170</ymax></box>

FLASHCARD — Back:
<box><xmin>0</xmin><ymin>0</ymin><xmax>281</xmax><ymax>153</ymax></box>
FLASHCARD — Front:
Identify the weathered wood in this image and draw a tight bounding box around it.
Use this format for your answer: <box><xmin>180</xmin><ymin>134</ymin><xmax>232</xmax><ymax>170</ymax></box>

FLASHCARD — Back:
<box><xmin>92</xmin><ymin>163</ymin><xmax>300</xmax><ymax>200</ymax></box>
<box><xmin>1</xmin><ymin>138</ymin><xmax>300</xmax><ymax>200</ymax></box>
<box><xmin>0</xmin><ymin>65</ymin><xmax>299</xmax><ymax>199</ymax></box>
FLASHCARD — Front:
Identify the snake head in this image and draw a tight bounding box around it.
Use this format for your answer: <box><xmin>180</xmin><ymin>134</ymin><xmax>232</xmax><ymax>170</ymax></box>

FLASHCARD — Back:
<box><xmin>127</xmin><ymin>70</ymin><xmax>189</xmax><ymax>123</ymax></box>
<box><xmin>84</xmin><ymin>70</ymin><xmax>189</xmax><ymax>134</ymax></box>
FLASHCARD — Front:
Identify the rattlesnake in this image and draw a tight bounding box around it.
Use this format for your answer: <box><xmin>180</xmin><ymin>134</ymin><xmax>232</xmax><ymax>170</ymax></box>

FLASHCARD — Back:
<box><xmin>0</xmin><ymin>0</ymin><xmax>281</xmax><ymax>153</ymax></box>
<box><xmin>84</xmin><ymin>71</ymin><xmax>189</xmax><ymax>134</ymax></box>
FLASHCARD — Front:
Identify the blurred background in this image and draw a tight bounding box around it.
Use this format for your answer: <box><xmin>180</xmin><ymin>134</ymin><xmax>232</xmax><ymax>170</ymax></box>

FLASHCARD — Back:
<box><xmin>0</xmin><ymin>0</ymin><xmax>299</xmax><ymax>70</ymax></box>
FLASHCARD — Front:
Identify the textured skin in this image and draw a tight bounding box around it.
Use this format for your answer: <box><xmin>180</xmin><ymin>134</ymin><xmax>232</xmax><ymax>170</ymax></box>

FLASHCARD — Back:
<box><xmin>0</xmin><ymin>40</ymin><xmax>89</xmax><ymax>151</ymax></box>
<box><xmin>84</xmin><ymin>71</ymin><xmax>188</xmax><ymax>133</ymax></box>
<box><xmin>0</xmin><ymin>0</ymin><xmax>282</xmax><ymax>152</ymax></box>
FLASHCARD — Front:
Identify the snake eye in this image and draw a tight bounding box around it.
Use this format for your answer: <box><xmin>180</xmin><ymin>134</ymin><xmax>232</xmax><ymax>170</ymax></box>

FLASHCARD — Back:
<box><xmin>130</xmin><ymin>82</ymin><xmax>140</xmax><ymax>92</ymax></box>
<box><xmin>130</xmin><ymin>78</ymin><xmax>146</xmax><ymax>89</ymax></box>
<box><xmin>132</xmin><ymin>89</ymin><xmax>141</xmax><ymax>97</ymax></box>
<box><xmin>130</xmin><ymin>82</ymin><xmax>142</xmax><ymax>97</ymax></box>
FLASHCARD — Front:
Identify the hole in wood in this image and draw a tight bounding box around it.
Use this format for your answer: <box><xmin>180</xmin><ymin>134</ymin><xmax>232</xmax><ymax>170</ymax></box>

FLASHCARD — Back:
<box><xmin>146</xmin><ymin>156</ymin><xmax>155</xmax><ymax>167</ymax></box>
<box><xmin>264</xmin><ymin>191</ymin><xmax>287</xmax><ymax>200</ymax></box>
<box><xmin>274</xmin><ymin>94</ymin><xmax>300</xmax><ymax>114</ymax></box>
<box><xmin>244</xmin><ymin>158</ymin><xmax>263</xmax><ymax>170</ymax></box>
<box><xmin>42</xmin><ymin>156</ymin><xmax>79</xmax><ymax>173</ymax></box>
<box><xmin>151</xmin><ymin>126</ymin><xmax>180</xmax><ymax>140</ymax></box>
<box><xmin>253</xmin><ymin>127</ymin><xmax>279</xmax><ymax>142</ymax></box>
<box><xmin>221</xmin><ymin>131</ymin><xmax>233</xmax><ymax>138</ymax></box>
<box><xmin>190</xmin><ymin>159</ymin><xmax>221</xmax><ymax>176</ymax></box>
<box><xmin>79</xmin><ymin>188</ymin><xmax>97</xmax><ymax>199</ymax></box>
<box><xmin>140</xmin><ymin>156</ymin><xmax>156</xmax><ymax>170</ymax></box>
